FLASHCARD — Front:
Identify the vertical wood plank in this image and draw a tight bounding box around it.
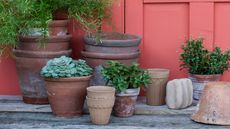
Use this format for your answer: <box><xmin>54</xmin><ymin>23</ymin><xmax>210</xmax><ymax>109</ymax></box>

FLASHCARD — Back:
<box><xmin>189</xmin><ymin>2</ymin><xmax>214</xmax><ymax>50</ymax></box>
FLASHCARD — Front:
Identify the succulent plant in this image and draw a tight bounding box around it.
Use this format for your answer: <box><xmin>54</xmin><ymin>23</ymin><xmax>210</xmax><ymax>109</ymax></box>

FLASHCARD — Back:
<box><xmin>41</xmin><ymin>56</ymin><xmax>93</xmax><ymax>78</ymax></box>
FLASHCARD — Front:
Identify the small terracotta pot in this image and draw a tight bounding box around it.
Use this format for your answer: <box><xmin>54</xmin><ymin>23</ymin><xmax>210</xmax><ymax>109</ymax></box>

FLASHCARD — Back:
<box><xmin>189</xmin><ymin>74</ymin><xmax>221</xmax><ymax>100</ymax></box>
<box><xmin>87</xmin><ymin>86</ymin><xmax>115</xmax><ymax>99</ymax></box>
<box><xmin>48</xmin><ymin>20</ymin><xmax>69</xmax><ymax>36</ymax></box>
<box><xmin>44</xmin><ymin>76</ymin><xmax>91</xmax><ymax>117</ymax></box>
<box><xmin>146</xmin><ymin>69</ymin><xmax>170</xmax><ymax>106</ymax></box>
<box><xmin>191</xmin><ymin>81</ymin><xmax>230</xmax><ymax>125</ymax></box>
<box><xmin>14</xmin><ymin>49</ymin><xmax>72</xmax><ymax>104</ymax></box>
<box><xmin>87</xmin><ymin>97</ymin><xmax>115</xmax><ymax>125</ymax></box>
<box><xmin>113</xmin><ymin>88</ymin><xmax>139</xmax><ymax>117</ymax></box>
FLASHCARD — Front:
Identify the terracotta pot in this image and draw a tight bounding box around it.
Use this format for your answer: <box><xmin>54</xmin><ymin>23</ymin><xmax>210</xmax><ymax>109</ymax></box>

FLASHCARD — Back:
<box><xmin>44</xmin><ymin>76</ymin><xmax>91</xmax><ymax>117</ymax></box>
<box><xmin>52</xmin><ymin>9</ymin><xmax>68</xmax><ymax>20</ymax></box>
<box><xmin>18</xmin><ymin>35</ymin><xmax>71</xmax><ymax>51</ymax></box>
<box><xmin>189</xmin><ymin>74</ymin><xmax>221</xmax><ymax>100</ymax></box>
<box><xmin>13</xmin><ymin>49</ymin><xmax>72</xmax><ymax>104</ymax></box>
<box><xmin>113</xmin><ymin>88</ymin><xmax>139</xmax><ymax>117</ymax></box>
<box><xmin>81</xmin><ymin>50</ymin><xmax>140</xmax><ymax>68</ymax></box>
<box><xmin>146</xmin><ymin>69</ymin><xmax>170</xmax><ymax>106</ymax></box>
<box><xmin>48</xmin><ymin>20</ymin><xmax>69</xmax><ymax>36</ymax></box>
<box><xmin>87</xmin><ymin>97</ymin><xmax>115</xmax><ymax>125</ymax></box>
<box><xmin>83</xmin><ymin>33</ymin><xmax>141</xmax><ymax>53</ymax></box>
<box><xmin>87</xmin><ymin>86</ymin><xmax>115</xmax><ymax>99</ymax></box>
<box><xmin>191</xmin><ymin>82</ymin><xmax>230</xmax><ymax>125</ymax></box>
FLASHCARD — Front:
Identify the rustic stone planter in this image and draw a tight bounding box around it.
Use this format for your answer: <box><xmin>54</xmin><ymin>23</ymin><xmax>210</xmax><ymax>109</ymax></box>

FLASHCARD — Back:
<box><xmin>146</xmin><ymin>69</ymin><xmax>170</xmax><ymax>106</ymax></box>
<box><xmin>113</xmin><ymin>88</ymin><xmax>140</xmax><ymax>117</ymax></box>
<box><xmin>81</xmin><ymin>32</ymin><xmax>141</xmax><ymax>68</ymax></box>
<box><xmin>191</xmin><ymin>82</ymin><xmax>230</xmax><ymax>125</ymax></box>
<box><xmin>44</xmin><ymin>76</ymin><xmax>91</xmax><ymax>117</ymax></box>
<box><xmin>14</xmin><ymin>49</ymin><xmax>71</xmax><ymax>104</ymax></box>
<box><xmin>189</xmin><ymin>74</ymin><xmax>221</xmax><ymax>100</ymax></box>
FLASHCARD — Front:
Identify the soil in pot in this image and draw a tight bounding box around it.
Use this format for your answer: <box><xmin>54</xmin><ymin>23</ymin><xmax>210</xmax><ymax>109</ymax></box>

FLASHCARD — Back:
<box><xmin>189</xmin><ymin>74</ymin><xmax>221</xmax><ymax>100</ymax></box>
<box><xmin>113</xmin><ymin>88</ymin><xmax>140</xmax><ymax>117</ymax></box>
<box><xmin>146</xmin><ymin>69</ymin><xmax>170</xmax><ymax>106</ymax></box>
<box><xmin>44</xmin><ymin>76</ymin><xmax>91</xmax><ymax>117</ymax></box>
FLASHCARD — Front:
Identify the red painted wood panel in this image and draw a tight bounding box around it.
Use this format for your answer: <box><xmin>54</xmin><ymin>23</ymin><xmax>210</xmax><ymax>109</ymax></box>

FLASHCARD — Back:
<box><xmin>0</xmin><ymin>0</ymin><xmax>124</xmax><ymax>95</ymax></box>
<box><xmin>125</xmin><ymin>0</ymin><xmax>230</xmax><ymax>81</ymax></box>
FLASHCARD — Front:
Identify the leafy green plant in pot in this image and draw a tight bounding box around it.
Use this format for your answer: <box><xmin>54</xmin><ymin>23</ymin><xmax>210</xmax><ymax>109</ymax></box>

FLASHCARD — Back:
<box><xmin>180</xmin><ymin>38</ymin><xmax>230</xmax><ymax>100</ymax></box>
<box><xmin>69</xmin><ymin>0</ymin><xmax>141</xmax><ymax>68</ymax></box>
<box><xmin>102</xmin><ymin>61</ymin><xmax>151</xmax><ymax>117</ymax></box>
<box><xmin>41</xmin><ymin>56</ymin><xmax>92</xmax><ymax>117</ymax></box>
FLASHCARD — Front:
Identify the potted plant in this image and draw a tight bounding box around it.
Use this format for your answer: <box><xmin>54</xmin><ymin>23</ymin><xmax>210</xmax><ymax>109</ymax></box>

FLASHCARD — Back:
<box><xmin>41</xmin><ymin>56</ymin><xmax>93</xmax><ymax>117</ymax></box>
<box><xmin>180</xmin><ymin>38</ymin><xmax>230</xmax><ymax>100</ymax></box>
<box><xmin>68</xmin><ymin>0</ymin><xmax>141</xmax><ymax>68</ymax></box>
<box><xmin>102</xmin><ymin>61</ymin><xmax>151</xmax><ymax>117</ymax></box>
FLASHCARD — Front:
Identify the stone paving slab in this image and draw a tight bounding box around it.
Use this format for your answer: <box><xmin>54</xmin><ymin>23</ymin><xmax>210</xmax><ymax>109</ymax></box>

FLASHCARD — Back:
<box><xmin>0</xmin><ymin>97</ymin><xmax>196</xmax><ymax>115</ymax></box>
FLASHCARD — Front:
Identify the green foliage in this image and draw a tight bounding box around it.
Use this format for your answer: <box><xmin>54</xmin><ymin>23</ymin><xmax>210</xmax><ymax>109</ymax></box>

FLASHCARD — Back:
<box><xmin>102</xmin><ymin>61</ymin><xmax>151</xmax><ymax>93</ymax></box>
<box><xmin>68</xmin><ymin>0</ymin><xmax>114</xmax><ymax>33</ymax></box>
<box><xmin>41</xmin><ymin>56</ymin><xmax>93</xmax><ymax>78</ymax></box>
<box><xmin>180</xmin><ymin>38</ymin><xmax>230</xmax><ymax>75</ymax></box>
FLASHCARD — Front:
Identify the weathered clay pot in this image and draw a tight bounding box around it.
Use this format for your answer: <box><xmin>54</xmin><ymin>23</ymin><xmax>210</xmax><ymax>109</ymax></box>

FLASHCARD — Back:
<box><xmin>191</xmin><ymin>82</ymin><xmax>230</xmax><ymax>125</ymax></box>
<box><xmin>82</xmin><ymin>33</ymin><xmax>141</xmax><ymax>68</ymax></box>
<box><xmin>48</xmin><ymin>20</ymin><xmax>69</xmax><ymax>36</ymax></box>
<box><xmin>18</xmin><ymin>35</ymin><xmax>71</xmax><ymax>51</ymax></box>
<box><xmin>113</xmin><ymin>88</ymin><xmax>140</xmax><ymax>117</ymax></box>
<box><xmin>81</xmin><ymin>51</ymin><xmax>140</xmax><ymax>68</ymax></box>
<box><xmin>44</xmin><ymin>76</ymin><xmax>91</xmax><ymax>117</ymax></box>
<box><xmin>86</xmin><ymin>86</ymin><xmax>115</xmax><ymax>124</ymax></box>
<box><xmin>189</xmin><ymin>74</ymin><xmax>221</xmax><ymax>100</ymax></box>
<box><xmin>14</xmin><ymin>49</ymin><xmax>72</xmax><ymax>104</ymax></box>
<box><xmin>146</xmin><ymin>69</ymin><xmax>170</xmax><ymax>106</ymax></box>
<box><xmin>83</xmin><ymin>33</ymin><xmax>141</xmax><ymax>53</ymax></box>
<box><xmin>87</xmin><ymin>86</ymin><xmax>115</xmax><ymax>99</ymax></box>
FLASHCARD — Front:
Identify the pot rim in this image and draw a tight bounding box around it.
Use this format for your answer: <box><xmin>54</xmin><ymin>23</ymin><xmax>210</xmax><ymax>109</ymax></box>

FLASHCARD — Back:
<box><xmin>84</xmin><ymin>32</ymin><xmax>141</xmax><ymax>47</ymax></box>
<box><xmin>19</xmin><ymin>35</ymin><xmax>72</xmax><ymax>42</ymax></box>
<box><xmin>87</xmin><ymin>86</ymin><xmax>115</xmax><ymax>93</ymax></box>
<box><xmin>48</xmin><ymin>20</ymin><xmax>69</xmax><ymax>27</ymax></box>
<box><xmin>116</xmin><ymin>88</ymin><xmax>140</xmax><ymax>97</ymax></box>
<box><xmin>44</xmin><ymin>75</ymin><xmax>92</xmax><ymax>82</ymax></box>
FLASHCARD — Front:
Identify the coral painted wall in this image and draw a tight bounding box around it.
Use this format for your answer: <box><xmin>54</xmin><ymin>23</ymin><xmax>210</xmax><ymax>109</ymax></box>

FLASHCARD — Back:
<box><xmin>125</xmin><ymin>0</ymin><xmax>230</xmax><ymax>81</ymax></box>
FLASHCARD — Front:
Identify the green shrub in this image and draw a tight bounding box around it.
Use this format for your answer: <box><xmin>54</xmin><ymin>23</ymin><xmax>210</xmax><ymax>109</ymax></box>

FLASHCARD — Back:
<box><xmin>102</xmin><ymin>61</ymin><xmax>151</xmax><ymax>93</ymax></box>
<box><xmin>41</xmin><ymin>56</ymin><xmax>93</xmax><ymax>78</ymax></box>
<box><xmin>180</xmin><ymin>38</ymin><xmax>230</xmax><ymax>75</ymax></box>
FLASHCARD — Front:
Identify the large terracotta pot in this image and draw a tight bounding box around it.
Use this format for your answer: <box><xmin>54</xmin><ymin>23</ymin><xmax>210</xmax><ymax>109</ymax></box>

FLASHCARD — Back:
<box><xmin>14</xmin><ymin>49</ymin><xmax>71</xmax><ymax>104</ymax></box>
<box><xmin>81</xmin><ymin>33</ymin><xmax>141</xmax><ymax>68</ymax></box>
<box><xmin>87</xmin><ymin>86</ymin><xmax>115</xmax><ymax>125</ymax></box>
<box><xmin>191</xmin><ymin>82</ymin><xmax>230</xmax><ymax>125</ymax></box>
<box><xmin>146</xmin><ymin>69</ymin><xmax>170</xmax><ymax>106</ymax></box>
<box><xmin>113</xmin><ymin>88</ymin><xmax>140</xmax><ymax>117</ymax></box>
<box><xmin>14</xmin><ymin>35</ymin><xmax>72</xmax><ymax>104</ymax></box>
<box><xmin>44</xmin><ymin>76</ymin><xmax>91</xmax><ymax>117</ymax></box>
<box><xmin>189</xmin><ymin>74</ymin><xmax>221</xmax><ymax>100</ymax></box>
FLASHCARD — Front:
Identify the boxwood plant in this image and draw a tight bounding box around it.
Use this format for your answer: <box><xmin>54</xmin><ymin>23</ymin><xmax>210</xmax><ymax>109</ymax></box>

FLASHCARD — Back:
<box><xmin>41</xmin><ymin>56</ymin><xmax>93</xmax><ymax>78</ymax></box>
<box><xmin>102</xmin><ymin>61</ymin><xmax>151</xmax><ymax>93</ymax></box>
<box><xmin>180</xmin><ymin>38</ymin><xmax>230</xmax><ymax>75</ymax></box>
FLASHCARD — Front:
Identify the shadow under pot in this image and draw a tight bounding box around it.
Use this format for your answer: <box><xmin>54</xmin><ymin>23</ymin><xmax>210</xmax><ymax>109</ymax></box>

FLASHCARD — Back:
<box><xmin>113</xmin><ymin>88</ymin><xmax>140</xmax><ymax>117</ymax></box>
<box><xmin>44</xmin><ymin>76</ymin><xmax>91</xmax><ymax>117</ymax></box>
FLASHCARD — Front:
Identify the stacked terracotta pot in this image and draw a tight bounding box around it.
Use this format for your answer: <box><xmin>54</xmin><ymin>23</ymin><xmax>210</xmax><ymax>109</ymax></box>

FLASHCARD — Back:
<box><xmin>81</xmin><ymin>33</ymin><xmax>141</xmax><ymax>68</ymax></box>
<box><xmin>86</xmin><ymin>86</ymin><xmax>115</xmax><ymax>125</ymax></box>
<box><xmin>14</xmin><ymin>20</ymin><xmax>72</xmax><ymax>104</ymax></box>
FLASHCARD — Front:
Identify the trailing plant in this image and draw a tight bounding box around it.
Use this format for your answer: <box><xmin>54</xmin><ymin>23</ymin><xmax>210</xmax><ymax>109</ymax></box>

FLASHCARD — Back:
<box><xmin>180</xmin><ymin>38</ymin><xmax>230</xmax><ymax>75</ymax></box>
<box><xmin>41</xmin><ymin>56</ymin><xmax>93</xmax><ymax>78</ymax></box>
<box><xmin>102</xmin><ymin>61</ymin><xmax>151</xmax><ymax>93</ymax></box>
